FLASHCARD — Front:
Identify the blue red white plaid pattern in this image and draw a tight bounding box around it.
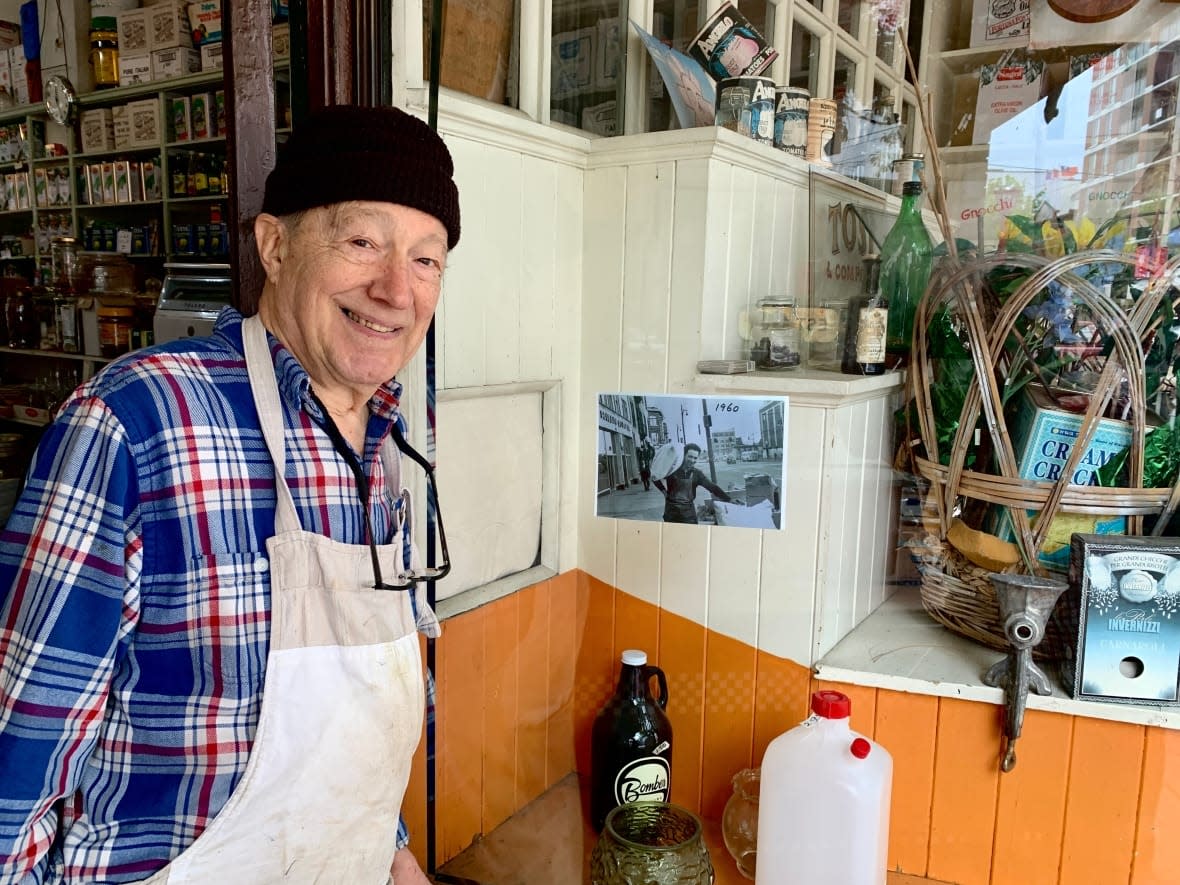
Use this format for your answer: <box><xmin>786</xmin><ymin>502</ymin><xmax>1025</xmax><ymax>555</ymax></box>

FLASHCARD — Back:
<box><xmin>0</xmin><ymin>309</ymin><xmax>434</xmax><ymax>883</ymax></box>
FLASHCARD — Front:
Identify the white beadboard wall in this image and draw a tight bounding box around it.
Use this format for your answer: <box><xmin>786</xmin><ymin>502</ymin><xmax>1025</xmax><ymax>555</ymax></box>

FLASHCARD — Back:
<box><xmin>433</xmin><ymin>102</ymin><xmax>898</xmax><ymax>666</ymax></box>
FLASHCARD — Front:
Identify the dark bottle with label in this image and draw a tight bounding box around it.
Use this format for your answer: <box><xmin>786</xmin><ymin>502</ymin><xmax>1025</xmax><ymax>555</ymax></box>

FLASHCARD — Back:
<box><xmin>881</xmin><ymin>180</ymin><xmax>933</xmax><ymax>366</ymax></box>
<box><xmin>841</xmin><ymin>254</ymin><xmax>888</xmax><ymax>376</ymax></box>
<box><xmin>590</xmin><ymin>649</ymin><xmax>673</xmax><ymax>832</ymax></box>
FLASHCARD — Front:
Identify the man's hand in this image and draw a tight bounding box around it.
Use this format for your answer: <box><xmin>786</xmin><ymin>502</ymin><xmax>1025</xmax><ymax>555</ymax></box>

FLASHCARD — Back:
<box><xmin>391</xmin><ymin>847</ymin><xmax>432</xmax><ymax>884</ymax></box>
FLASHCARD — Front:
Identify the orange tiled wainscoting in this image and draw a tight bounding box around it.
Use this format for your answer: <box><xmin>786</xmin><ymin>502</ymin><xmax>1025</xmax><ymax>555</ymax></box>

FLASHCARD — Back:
<box><xmin>402</xmin><ymin>570</ymin><xmax>1180</xmax><ymax>885</ymax></box>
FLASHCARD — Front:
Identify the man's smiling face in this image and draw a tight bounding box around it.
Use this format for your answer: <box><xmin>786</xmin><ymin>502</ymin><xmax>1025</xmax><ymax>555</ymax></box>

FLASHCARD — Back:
<box><xmin>257</xmin><ymin>200</ymin><xmax>448</xmax><ymax>404</ymax></box>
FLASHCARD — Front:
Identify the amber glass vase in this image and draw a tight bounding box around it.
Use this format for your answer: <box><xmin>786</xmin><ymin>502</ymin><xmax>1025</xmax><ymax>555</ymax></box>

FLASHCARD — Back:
<box><xmin>590</xmin><ymin>803</ymin><xmax>714</xmax><ymax>885</ymax></box>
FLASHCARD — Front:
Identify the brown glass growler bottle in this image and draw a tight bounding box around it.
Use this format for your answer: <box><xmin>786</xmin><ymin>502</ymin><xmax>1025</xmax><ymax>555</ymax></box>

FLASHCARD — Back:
<box><xmin>590</xmin><ymin>649</ymin><xmax>673</xmax><ymax>832</ymax></box>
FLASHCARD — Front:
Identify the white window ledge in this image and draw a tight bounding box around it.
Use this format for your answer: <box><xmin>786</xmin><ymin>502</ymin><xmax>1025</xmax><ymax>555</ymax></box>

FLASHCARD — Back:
<box><xmin>815</xmin><ymin>585</ymin><xmax>1180</xmax><ymax>730</ymax></box>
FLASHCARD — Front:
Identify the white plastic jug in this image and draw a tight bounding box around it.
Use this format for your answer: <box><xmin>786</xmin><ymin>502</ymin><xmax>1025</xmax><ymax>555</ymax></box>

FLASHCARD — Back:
<box><xmin>754</xmin><ymin>690</ymin><xmax>892</xmax><ymax>885</ymax></box>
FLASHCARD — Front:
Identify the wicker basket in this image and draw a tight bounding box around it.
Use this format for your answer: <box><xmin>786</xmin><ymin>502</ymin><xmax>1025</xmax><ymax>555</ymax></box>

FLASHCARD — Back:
<box><xmin>904</xmin><ymin>251</ymin><xmax>1180</xmax><ymax>658</ymax></box>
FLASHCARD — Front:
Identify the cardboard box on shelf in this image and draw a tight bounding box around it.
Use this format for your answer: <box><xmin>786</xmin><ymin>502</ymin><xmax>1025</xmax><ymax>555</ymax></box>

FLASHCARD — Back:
<box><xmin>188</xmin><ymin>1</ymin><xmax>222</xmax><ymax>45</ymax></box>
<box><xmin>213</xmin><ymin>90</ymin><xmax>225</xmax><ymax>135</ymax></box>
<box><xmin>969</xmin><ymin>0</ymin><xmax>1030</xmax><ymax>48</ymax></box>
<box><xmin>973</xmin><ymin>51</ymin><xmax>1045</xmax><ymax>145</ymax></box>
<box><xmin>117</xmin><ymin>8</ymin><xmax>151</xmax><ymax>54</ymax></box>
<box><xmin>190</xmin><ymin>92</ymin><xmax>212</xmax><ymax>139</ymax></box>
<box><xmin>101</xmin><ymin>162</ymin><xmax>117</xmax><ymax>204</ymax></box>
<box><xmin>171</xmin><ymin>95</ymin><xmax>192</xmax><ymax>141</ymax></box>
<box><xmin>152</xmin><ymin>46</ymin><xmax>200</xmax><ymax>79</ymax></box>
<box><xmin>273</xmin><ymin>22</ymin><xmax>289</xmax><ymax>58</ymax></box>
<box><xmin>8</xmin><ymin>47</ymin><xmax>27</xmax><ymax>105</ymax></box>
<box><xmin>51</xmin><ymin>167</ymin><xmax>70</xmax><ymax>205</ymax></box>
<box><xmin>128</xmin><ymin>98</ymin><xmax>162</xmax><ymax>147</ymax></box>
<box><xmin>80</xmin><ymin>108</ymin><xmax>116</xmax><ymax>153</ymax></box>
<box><xmin>118</xmin><ymin>52</ymin><xmax>153</xmax><ymax>86</ymax></box>
<box><xmin>87</xmin><ymin>164</ymin><xmax>104</xmax><ymax>205</ymax></box>
<box><xmin>112</xmin><ymin>105</ymin><xmax>132</xmax><ymax>149</ymax></box>
<box><xmin>114</xmin><ymin>160</ymin><xmax>133</xmax><ymax>203</ymax></box>
<box><xmin>436</xmin><ymin>0</ymin><xmax>514</xmax><ymax>104</ymax></box>
<box><xmin>33</xmin><ymin>168</ymin><xmax>47</xmax><ymax>208</ymax></box>
<box><xmin>147</xmin><ymin>1</ymin><xmax>192</xmax><ymax>50</ymax></box>
<box><xmin>140</xmin><ymin>159</ymin><xmax>162</xmax><ymax>200</ymax></box>
<box><xmin>200</xmin><ymin>41</ymin><xmax>222</xmax><ymax>71</ymax></box>
<box><xmin>0</xmin><ymin>19</ymin><xmax>19</xmax><ymax>48</ymax></box>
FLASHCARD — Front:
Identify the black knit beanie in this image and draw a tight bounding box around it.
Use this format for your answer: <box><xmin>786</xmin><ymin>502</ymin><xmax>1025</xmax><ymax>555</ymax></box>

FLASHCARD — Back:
<box><xmin>261</xmin><ymin>105</ymin><xmax>461</xmax><ymax>249</ymax></box>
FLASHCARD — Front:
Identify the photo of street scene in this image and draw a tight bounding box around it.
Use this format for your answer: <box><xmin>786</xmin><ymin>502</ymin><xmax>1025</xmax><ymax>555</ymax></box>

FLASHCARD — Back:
<box><xmin>595</xmin><ymin>393</ymin><xmax>788</xmax><ymax>530</ymax></box>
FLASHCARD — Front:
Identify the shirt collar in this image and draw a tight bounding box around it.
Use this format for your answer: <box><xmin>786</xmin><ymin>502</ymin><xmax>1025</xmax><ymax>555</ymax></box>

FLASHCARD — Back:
<box><xmin>215</xmin><ymin>308</ymin><xmax>404</xmax><ymax>423</ymax></box>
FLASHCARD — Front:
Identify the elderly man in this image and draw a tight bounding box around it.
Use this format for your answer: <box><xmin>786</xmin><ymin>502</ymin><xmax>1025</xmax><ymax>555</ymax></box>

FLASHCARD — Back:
<box><xmin>0</xmin><ymin>105</ymin><xmax>455</xmax><ymax>884</ymax></box>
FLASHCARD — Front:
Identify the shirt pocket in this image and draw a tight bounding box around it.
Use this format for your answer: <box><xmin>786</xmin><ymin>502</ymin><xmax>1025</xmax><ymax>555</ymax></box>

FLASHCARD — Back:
<box><xmin>188</xmin><ymin>551</ymin><xmax>271</xmax><ymax>691</ymax></box>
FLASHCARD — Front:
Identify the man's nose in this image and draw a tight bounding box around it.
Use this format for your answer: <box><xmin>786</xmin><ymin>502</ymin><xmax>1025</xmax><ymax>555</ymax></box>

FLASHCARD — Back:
<box><xmin>369</xmin><ymin>258</ymin><xmax>413</xmax><ymax>305</ymax></box>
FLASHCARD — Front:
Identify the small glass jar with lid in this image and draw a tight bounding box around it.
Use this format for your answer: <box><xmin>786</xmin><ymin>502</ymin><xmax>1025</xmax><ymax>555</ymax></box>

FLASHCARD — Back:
<box><xmin>89</xmin><ymin>17</ymin><xmax>119</xmax><ymax>89</ymax></box>
<box><xmin>749</xmin><ymin>298</ymin><xmax>801</xmax><ymax>370</ymax></box>
<box><xmin>98</xmin><ymin>301</ymin><xmax>135</xmax><ymax>357</ymax></box>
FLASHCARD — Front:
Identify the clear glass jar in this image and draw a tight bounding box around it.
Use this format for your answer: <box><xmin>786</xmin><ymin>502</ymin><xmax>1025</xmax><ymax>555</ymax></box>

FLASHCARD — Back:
<box><xmin>590</xmin><ymin>803</ymin><xmax>713</xmax><ymax>885</ymax></box>
<box><xmin>750</xmin><ymin>298</ymin><xmax>801</xmax><ymax>370</ymax></box>
<box><xmin>51</xmin><ymin>236</ymin><xmax>81</xmax><ymax>294</ymax></box>
<box><xmin>90</xmin><ymin>17</ymin><xmax>120</xmax><ymax>89</ymax></box>
<box><xmin>98</xmin><ymin>302</ymin><xmax>135</xmax><ymax>356</ymax></box>
<box><xmin>722</xmin><ymin>768</ymin><xmax>759</xmax><ymax>880</ymax></box>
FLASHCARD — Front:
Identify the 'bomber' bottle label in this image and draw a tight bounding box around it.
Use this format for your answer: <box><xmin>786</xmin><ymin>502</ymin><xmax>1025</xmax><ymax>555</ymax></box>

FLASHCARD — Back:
<box><xmin>613</xmin><ymin>756</ymin><xmax>671</xmax><ymax>804</ymax></box>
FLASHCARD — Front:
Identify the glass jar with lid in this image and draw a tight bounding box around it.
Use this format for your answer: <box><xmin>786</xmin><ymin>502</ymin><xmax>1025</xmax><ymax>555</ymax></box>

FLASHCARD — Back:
<box><xmin>749</xmin><ymin>298</ymin><xmax>801</xmax><ymax>370</ymax></box>
<box><xmin>98</xmin><ymin>300</ymin><xmax>135</xmax><ymax>357</ymax></box>
<box><xmin>51</xmin><ymin>236</ymin><xmax>81</xmax><ymax>294</ymax></box>
<box><xmin>89</xmin><ymin>17</ymin><xmax>119</xmax><ymax>89</ymax></box>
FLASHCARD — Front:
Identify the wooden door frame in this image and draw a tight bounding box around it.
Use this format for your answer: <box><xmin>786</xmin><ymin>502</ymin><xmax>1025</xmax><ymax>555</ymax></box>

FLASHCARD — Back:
<box><xmin>226</xmin><ymin>0</ymin><xmax>373</xmax><ymax>313</ymax></box>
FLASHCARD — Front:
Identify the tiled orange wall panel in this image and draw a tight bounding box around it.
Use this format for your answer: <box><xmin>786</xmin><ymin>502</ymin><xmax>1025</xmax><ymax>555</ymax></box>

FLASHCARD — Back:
<box><xmin>545</xmin><ymin>571</ymin><xmax>578</xmax><ymax>792</ymax></box>
<box><xmin>515</xmin><ymin>583</ymin><xmax>548</xmax><ymax>811</ymax></box>
<box><xmin>483</xmin><ymin>589</ymin><xmax>520</xmax><ymax>833</ymax></box>
<box><xmin>437</xmin><ymin>608</ymin><xmax>485</xmax><ymax>863</ymax></box>
<box><xmin>875</xmin><ymin>690</ymin><xmax>937</xmax><ymax>877</ymax></box>
<box><xmin>659</xmin><ymin>609</ymin><xmax>708</xmax><ymax>814</ymax></box>
<box><xmin>1060</xmin><ymin>718</ymin><xmax>1144</xmax><ymax>883</ymax></box>
<box><xmin>989</xmin><ymin>709</ymin><xmax>1072</xmax><ymax>885</ymax></box>
<box><xmin>1131</xmin><ymin>728</ymin><xmax>1180</xmax><ymax>884</ymax></box>
<box><xmin>419</xmin><ymin>572</ymin><xmax>1178</xmax><ymax>883</ymax></box>
<box><xmin>927</xmin><ymin>698</ymin><xmax>1001</xmax><ymax>885</ymax></box>
<box><xmin>700</xmin><ymin>631</ymin><xmax>758</xmax><ymax>821</ymax></box>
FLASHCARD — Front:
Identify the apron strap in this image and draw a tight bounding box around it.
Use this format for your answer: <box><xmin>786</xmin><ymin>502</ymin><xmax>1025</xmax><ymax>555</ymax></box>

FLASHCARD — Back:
<box><xmin>242</xmin><ymin>314</ymin><xmax>304</xmax><ymax>536</ymax></box>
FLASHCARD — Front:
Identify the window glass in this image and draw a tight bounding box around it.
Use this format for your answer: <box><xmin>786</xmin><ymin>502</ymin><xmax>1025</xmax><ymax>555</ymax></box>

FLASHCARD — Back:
<box><xmin>790</xmin><ymin>22</ymin><xmax>820</xmax><ymax>95</ymax></box>
<box><xmin>551</xmin><ymin>0</ymin><xmax>627</xmax><ymax>136</ymax></box>
<box><xmin>424</xmin><ymin>0</ymin><xmax>519</xmax><ymax>107</ymax></box>
<box><xmin>737</xmin><ymin>0</ymin><xmax>773</xmax><ymax>43</ymax></box>
<box><xmin>648</xmin><ymin>0</ymin><xmax>704</xmax><ymax>131</ymax></box>
<box><xmin>834</xmin><ymin>50</ymin><xmax>857</xmax><ymax>105</ymax></box>
<box><xmin>838</xmin><ymin>0</ymin><xmax>864</xmax><ymax>41</ymax></box>
<box><xmin>875</xmin><ymin>0</ymin><xmax>907</xmax><ymax>66</ymax></box>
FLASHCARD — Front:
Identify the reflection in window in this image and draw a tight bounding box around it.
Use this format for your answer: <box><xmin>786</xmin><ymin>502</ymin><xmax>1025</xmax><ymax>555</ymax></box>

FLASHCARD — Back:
<box><xmin>789</xmin><ymin>22</ymin><xmax>819</xmax><ymax>95</ymax></box>
<box><xmin>838</xmin><ymin>0</ymin><xmax>863</xmax><ymax>40</ymax></box>
<box><xmin>551</xmin><ymin>0</ymin><xmax>627</xmax><ymax>136</ymax></box>
<box><xmin>424</xmin><ymin>0</ymin><xmax>519</xmax><ymax>107</ymax></box>
<box><xmin>834</xmin><ymin>51</ymin><xmax>857</xmax><ymax>105</ymax></box>
<box><xmin>737</xmin><ymin>1</ymin><xmax>773</xmax><ymax>44</ymax></box>
<box><xmin>876</xmin><ymin>0</ymin><xmax>907</xmax><ymax>66</ymax></box>
<box><xmin>648</xmin><ymin>1</ymin><xmax>704</xmax><ymax>131</ymax></box>
<box><xmin>901</xmin><ymin>98</ymin><xmax>916</xmax><ymax>154</ymax></box>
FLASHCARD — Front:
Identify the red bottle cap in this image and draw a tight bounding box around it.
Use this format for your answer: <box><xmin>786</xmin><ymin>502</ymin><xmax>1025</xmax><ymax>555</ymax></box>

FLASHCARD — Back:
<box><xmin>810</xmin><ymin>690</ymin><xmax>851</xmax><ymax>719</ymax></box>
<box><xmin>850</xmin><ymin>738</ymin><xmax>872</xmax><ymax>759</ymax></box>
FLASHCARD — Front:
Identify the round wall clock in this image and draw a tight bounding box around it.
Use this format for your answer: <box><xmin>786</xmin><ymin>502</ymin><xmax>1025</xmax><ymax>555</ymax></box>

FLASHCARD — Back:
<box><xmin>44</xmin><ymin>75</ymin><xmax>78</xmax><ymax>125</ymax></box>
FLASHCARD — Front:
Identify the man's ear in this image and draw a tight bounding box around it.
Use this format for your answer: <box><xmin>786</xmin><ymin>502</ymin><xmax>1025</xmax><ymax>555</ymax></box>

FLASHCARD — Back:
<box><xmin>254</xmin><ymin>213</ymin><xmax>287</xmax><ymax>283</ymax></box>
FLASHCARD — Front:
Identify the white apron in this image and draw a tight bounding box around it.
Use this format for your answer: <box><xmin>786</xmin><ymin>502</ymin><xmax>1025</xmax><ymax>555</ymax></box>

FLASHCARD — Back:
<box><xmin>141</xmin><ymin>315</ymin><xmax>436</xmax><ymax>884</ymax></box>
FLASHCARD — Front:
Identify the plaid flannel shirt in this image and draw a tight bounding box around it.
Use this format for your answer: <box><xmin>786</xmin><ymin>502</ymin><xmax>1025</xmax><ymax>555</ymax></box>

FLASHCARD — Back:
<box><xmin>0</xmin><ymin>309</ymin><xmax>437</xmax><ymax>883</ymax></box>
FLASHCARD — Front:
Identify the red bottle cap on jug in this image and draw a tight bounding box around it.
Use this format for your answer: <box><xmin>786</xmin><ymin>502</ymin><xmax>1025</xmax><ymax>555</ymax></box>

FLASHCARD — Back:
<box><xmin>810</xmin><ymin>690</ymin><xmax>851</xmax><ymax>719</ymax></box>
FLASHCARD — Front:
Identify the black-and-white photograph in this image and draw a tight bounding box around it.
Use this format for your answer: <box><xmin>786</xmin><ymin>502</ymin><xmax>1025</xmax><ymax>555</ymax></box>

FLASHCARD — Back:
<box><xmin>595</xmin><ymin>393</ymin><xmax>788</xmax><ymax>530</ymax></box>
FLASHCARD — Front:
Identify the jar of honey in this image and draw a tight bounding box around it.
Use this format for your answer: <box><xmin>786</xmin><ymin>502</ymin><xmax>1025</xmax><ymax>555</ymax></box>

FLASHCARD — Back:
<box><xmin>97</xmin><ymin>302</ymin><xmax>135</xmax><ymax>356</ymax></box>
<box><xmin>90</xmin><ymin>18</ymin><xmax>119</xmax><ymax>89</ymax></box>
